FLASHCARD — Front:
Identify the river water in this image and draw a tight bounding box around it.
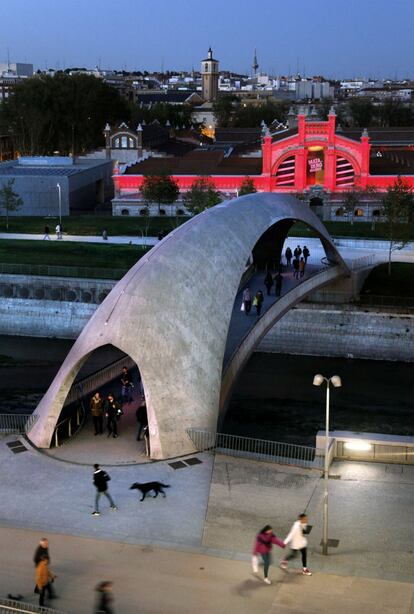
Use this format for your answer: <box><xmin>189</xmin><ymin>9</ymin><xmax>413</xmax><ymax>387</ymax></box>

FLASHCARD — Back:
<box><xmin>1</xmin><ymin>335</ymin><xmax>412</xmax><ymax>445</ymax></box>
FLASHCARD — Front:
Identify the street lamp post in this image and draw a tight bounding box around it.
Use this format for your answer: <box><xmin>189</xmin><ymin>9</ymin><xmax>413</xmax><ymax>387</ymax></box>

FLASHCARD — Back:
<box><xmin>313</xmin><ymin>373</ymin><xmax>342</xmax><ymax>555</ymax></box>
<box><xmin>56</xmin><ymin>183</ymin><xmax>62</xmax><ymax>227</ymax></box>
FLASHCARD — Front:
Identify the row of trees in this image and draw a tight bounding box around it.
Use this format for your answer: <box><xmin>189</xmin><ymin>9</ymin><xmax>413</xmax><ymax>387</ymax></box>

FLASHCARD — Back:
<box><xmin>214</xmin><ymin>95</ymin><xmax>414</xmax><ymax>129</ymax></box>
<box><xmin>213</xmin><ymin>96</ymin><xmax>290</xmax><ymax>128</ymax></box>
<box><xmin>140</xmin><ymin>174</ymin><xmax>257</xmax><ymax>216</ymax></box>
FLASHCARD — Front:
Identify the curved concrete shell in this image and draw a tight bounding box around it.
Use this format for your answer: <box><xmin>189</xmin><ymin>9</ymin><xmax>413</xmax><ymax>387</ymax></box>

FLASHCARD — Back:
<box><xmin>28</xmin><ymin>193</ymin><xmax>348</xmax><ymax>459</ymax></box>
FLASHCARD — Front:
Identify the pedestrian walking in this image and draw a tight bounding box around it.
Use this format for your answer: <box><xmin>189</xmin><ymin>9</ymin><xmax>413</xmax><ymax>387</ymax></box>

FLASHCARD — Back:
<box><xmin>105</xmin><ymin>394</ymin><xmax>121</xmax><ymax>438</ymax></box>
<box><xmin>33</xmin><ymin>537</ymin><xmax>56</xmax><ymax>599</ymax></box>
<box><xmin>252</xmin><ymin>525</ymin><xmax>285</xmax><ymax>584</ymax></box>
<box><xmin>102</xmin><ymin>229</ymin><xmax>108</xmax><ymax>241</ymax></box>
<box><xmin>90</xmin><ymin>392</ymin><xmax>104</xmax><ymax>435</ymax></box>
<box><xmin>274</xmin><ymin>271</ymin><xmax>283</xmax><ymax>297</ymax></box>
<box><xmin>299</xmin><ymin>257</ymin><xmax>305</xmax><ymax>277</ymax></box>
<box><xmin>136</xmin><ymin>400</ymin><xmax>148</xmax><ymax>441</ymax></box>
<box><xmin>94</xmin><ymin>581</ymin><xmax>115</xmax><ymax>614</ymax></box>
<box><xmin>242</xmin><ymin>287</ymin><xmax>252</xmax><ymax>315</ymax></box>
<box><xmin>34</xmin><ymin>555</ymin><xmax>56</xmax><ymax>607</ymax></box>
<box><xmin>264</xmin><ymin>271</ymin><xmax>273</xmax><ymax>295</ymax></box>
<box><xmin>280</xmin><ymin>513</ymin><xmax>312</xmax><ymax>575</ymax></box>
<box><xmin>253</xmin><ymin>289</ymin><xmax>264</xmax><ymax>316</ymax></box>
<box><xmin>43</xmin><ymin>225</ymin><xmax>51</xmax><ymax>240</ymax></box>
<box><xmin>92</xmin><ymin>464</ymin><xmax>117</xmax><ymax>516</ymax></box>
<box><xmin>293</xmin><ymin>245</ymin><xmax>302</xmax><ymax>260</ymax></box>
<box><xmin>55</xmin><ymin>223</ymin><xmax>62</xmax><ymax>240</ymax></box>
<box><xmin>303</xmin><ymin>245</ymin><xmax>310</xmax><ymax>264</ymax></box>
<box><xmin>292</xmin><ymin>257</ymin><xmax>300</xmax><ymax>279</ymax></box>
<box><xmin>285</xmin><ymin>246</ymin><xmax>292</xmax><ymax>269</ymax></box>
<box><xmin>120</xmin><ymin>367</ymin><xmax>134</xmax><ymax>405</ymax></box>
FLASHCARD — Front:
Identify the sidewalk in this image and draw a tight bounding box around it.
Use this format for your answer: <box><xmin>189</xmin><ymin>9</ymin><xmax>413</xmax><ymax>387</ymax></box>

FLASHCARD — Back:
<box><xmin>1</xmin><ymin>526</ymin><xmax>413</xmax><ymax>614</ymax></box>
<box><xmin>0</xmin><ymin>232</ymin><xmax>158</xmax><ymax>246</ymax></box>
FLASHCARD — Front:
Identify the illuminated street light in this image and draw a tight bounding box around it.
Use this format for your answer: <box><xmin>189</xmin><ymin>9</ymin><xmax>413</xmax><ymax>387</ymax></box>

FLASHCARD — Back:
<box><xmin>313</xmin><ymin>373</ymin><xmax>342</xmax><ymax>555</ymax></box>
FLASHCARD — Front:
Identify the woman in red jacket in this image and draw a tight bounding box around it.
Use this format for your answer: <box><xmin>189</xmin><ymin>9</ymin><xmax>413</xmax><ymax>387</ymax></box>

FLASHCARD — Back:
<box><xmin>252</xmin><ymin>524</ymin><xmax>285</xmax><ymax>584</ymax></box>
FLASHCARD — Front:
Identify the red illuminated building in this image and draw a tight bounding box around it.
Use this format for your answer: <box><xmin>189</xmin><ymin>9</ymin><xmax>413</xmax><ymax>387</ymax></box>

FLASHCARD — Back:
<box><xmin>113</xmin><ymin>109</ymin><xmax>414</xmax><ymax>217</ymax></box>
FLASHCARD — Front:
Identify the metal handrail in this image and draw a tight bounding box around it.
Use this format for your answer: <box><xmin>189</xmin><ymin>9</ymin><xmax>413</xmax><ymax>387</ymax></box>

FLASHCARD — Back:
<box><xmin>0</xmin><ymin>597</ymin><xmax>66</xmax><ymax>613</ymax></box>
<box><xmin>0</xmin><ymin>262</ymin><xmax>137</xmax><ymax>281</ymax></box>
<box><xmin>52</xmin><ymin>355</ymin><xmax>136</xmax><ymax>446</ymax></box>
<box><xmin>0</xmin><ymin>413</ymin><xmax>38</xmax><ymax>434</ymax></box>
<box><xmin>187</xmin><ymin>428</ymin><xmax>324</xmax><ymax>470</ymax></box>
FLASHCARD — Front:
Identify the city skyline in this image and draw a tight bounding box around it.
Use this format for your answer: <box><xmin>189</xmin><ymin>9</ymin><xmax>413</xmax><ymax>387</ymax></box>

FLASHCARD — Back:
<box><xmin>1</xmin><ymin>0</ymin><xmax>414</xmax><ymax>79</ymax></box>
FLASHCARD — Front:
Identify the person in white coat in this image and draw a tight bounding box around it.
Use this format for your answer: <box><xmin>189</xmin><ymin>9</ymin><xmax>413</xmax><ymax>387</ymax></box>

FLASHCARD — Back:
<box><xmin>280</xmin><ymin>513</ymin><xmax>312</xmax><ymax>575</ymax></box>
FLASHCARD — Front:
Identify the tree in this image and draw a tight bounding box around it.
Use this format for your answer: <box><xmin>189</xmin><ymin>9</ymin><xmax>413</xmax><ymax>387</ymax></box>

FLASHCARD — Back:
<box><xmin>213</xmin><ymin>95</ymin><xmax>238</xmax><ymax>127</ymax></box>
<box><xmin>141</xmin><ymin>174</ymin><xmax>179</xmax><ymax>214</ymax></box>
<box><xmin>348</xmin><ymin>99</ymin><xmax>374</xmax><ymax>128</ymax></box>
<box><xmin>0</xmin><ymin>179</ymin><xmax>23</xmax><ymax>229</ymax></box>
<box><xmin>342</xmin><ymin>188</ymin><xmax>361</xmax><ymax>225</ymax></box>
<box><xmin>0</xmin><ymin>73</ymin><xmax>129</xmax><ymax>155</ymax></box>
<box><xmin>238</xmin><ymin>177</ymin><xmax>257</xmax><ymax>196</ymax></box>
<box><xmin>381</xmin><ymin>177</ymin><xmax>414</xmax><ymax>275</ymax></box>
<box><xmin>184</xmin><ymin>177</ymin><xmax>221</xmax><ymax>215</ymax></box>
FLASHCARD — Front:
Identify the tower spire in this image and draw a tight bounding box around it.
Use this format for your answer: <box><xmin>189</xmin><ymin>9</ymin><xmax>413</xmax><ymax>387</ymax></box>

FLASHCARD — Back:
<box><xmin>252</xmin><ymin>49</ymin><xmax>259</xmax><ymax>75</ymax></box>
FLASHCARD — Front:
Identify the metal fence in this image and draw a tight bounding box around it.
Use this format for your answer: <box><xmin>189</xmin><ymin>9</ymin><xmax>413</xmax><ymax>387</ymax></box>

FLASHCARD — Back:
<box><xmin>0</xmin><ymin>413</ymin><xmax>38</xmax><ymax>434</ymax></box>
<box><xmin>0</xmin><ymin>597</ymin><xmax>66</xmax><ymax>614</ymax></box>
<box><xmin>187</xmin><ymin>428</ymin><xmax>323</xmax><ymax>470</ymax></box>
<box><xmin>64</xmin><ymin>356</ymin><xmax>136</xmax><ymax>407</ymax></box>
<box><xmin>0</xmin><ymin>262</ymin><xmax>128</xmax><ymax>281</ymax></box>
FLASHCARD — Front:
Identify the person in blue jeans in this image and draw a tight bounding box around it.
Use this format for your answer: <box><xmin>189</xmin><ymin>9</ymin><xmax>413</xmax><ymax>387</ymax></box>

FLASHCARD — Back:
<box><xmin>92</xmin><ymin>464</ymin><xmax>117</xmax><ymax>516</ymax></box>
<box><xmin>252</xmin><ymin>525</ymin><xmax>285</xmax><ymax>584</ymax></box>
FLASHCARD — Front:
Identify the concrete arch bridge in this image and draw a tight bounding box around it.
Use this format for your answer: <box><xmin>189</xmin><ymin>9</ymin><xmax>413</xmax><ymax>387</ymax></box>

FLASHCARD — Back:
<box><xmin>28</xmin><ymin>193</ymin><xmax>349</xmax><ymax>459</ymax></box>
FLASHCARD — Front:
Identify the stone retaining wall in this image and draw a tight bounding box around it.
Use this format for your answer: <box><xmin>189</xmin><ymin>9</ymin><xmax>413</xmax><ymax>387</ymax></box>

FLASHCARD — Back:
<box><xmin>258</xmin><ymin>304</ymin><xmax>414</xmax><ymax>362</ymax></box>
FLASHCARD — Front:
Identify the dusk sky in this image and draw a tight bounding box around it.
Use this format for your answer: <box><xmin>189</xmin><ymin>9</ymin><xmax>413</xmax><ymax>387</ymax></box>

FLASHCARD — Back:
<box><xmin>1</xmin><ymin>0</ymin><xmax>413</xmax><ymax>78</ymax></box>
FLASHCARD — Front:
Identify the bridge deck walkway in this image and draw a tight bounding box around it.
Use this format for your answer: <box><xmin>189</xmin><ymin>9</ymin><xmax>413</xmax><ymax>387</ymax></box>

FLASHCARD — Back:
<box><xmin>224</xmin><ymin>261</ymin><xmax>321</xmax><ymax>368</ymax></box>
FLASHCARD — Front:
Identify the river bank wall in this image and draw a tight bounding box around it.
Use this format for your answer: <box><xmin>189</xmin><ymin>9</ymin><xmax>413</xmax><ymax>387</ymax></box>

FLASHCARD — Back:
<box><xmin>0</xmin><ymin>298</ymin><xmax>413</xmax><ymax>362</ymax></box>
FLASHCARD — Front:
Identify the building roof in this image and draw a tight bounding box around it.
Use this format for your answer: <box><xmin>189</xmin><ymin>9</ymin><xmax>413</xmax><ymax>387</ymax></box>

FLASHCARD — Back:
<box><xmin>369</xmin><ymin>150</ymin><xmax>414</xmax><ymax>175</ymax></box>
<box><xmin>124</xmin><ymin>149</ymin><xmax>262</xmax><ymax>176</ymax></box>
<box><xmin>215</xmin><ymin>127</ymin><xmax>261</xmax><ymax>144</ymax></box>
<box><xmin>136</xmin><ymin>90</ymin><xmax>202</xmax><ymax>105</ymax></box>
<box><xmin>271</xmin><ymin>127</ymin><xmax>298</xmax><ymax>142</ymax></box>
<box><xmin>338</xmin><ymin>127</ymin><xmax>414</xmax><ymax>145</ymax></box>
<box><xmin>0</xmin><ymin>157</ymin><xmax>110</xmax><ymax>177</ymax></box>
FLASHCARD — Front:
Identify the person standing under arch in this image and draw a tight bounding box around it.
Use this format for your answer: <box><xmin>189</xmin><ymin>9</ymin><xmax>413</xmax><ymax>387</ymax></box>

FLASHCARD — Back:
<box><xmin>285</xmin><ymin>246</ymin><xmax>292</xmax><ymax>269</ymax></box>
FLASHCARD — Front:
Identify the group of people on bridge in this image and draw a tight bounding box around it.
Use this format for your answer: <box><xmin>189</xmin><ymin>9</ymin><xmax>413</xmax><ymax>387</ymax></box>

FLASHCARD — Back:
<box><xmin>241</xmin><ymin>244</ymin><xmax>311</xmax><ymax>317</ymax></box>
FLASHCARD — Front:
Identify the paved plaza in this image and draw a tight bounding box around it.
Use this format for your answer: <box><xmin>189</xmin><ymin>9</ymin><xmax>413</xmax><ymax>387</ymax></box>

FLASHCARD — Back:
<box><xmin>0</xmin><ymin>433</ymin><xmax>413</xmax><ymax>612</ymax></box>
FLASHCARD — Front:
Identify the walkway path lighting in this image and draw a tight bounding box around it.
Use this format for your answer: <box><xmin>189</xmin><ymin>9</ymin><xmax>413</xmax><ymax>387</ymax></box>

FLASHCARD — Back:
<box><xmin>313</xmin><ymin>373</ymin><xmax>342</xmax><ymax>555</ymax></box>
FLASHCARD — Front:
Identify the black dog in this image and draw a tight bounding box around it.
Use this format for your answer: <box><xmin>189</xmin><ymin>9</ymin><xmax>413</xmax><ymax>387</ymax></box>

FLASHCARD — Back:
<box><xmin>130</xmin><ymin>481</ymin><xmax>170</xmax><ymax>501</ymax></box>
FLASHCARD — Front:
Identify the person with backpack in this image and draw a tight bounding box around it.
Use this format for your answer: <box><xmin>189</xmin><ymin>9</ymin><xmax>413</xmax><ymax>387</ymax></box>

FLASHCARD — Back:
<box><xmin>280</xmin><ymin>513</ymin><xmax>312</xmax><ymax>575</ymax></box>
<box><xmin>252</xmin><ymin>524</ymin><xmax>285</xmax><ymax>584</ymax></box>
<box><xmin>92</xmin><ymin>464</ymin><xmax>117</xmax><ymax>516</ymax></box>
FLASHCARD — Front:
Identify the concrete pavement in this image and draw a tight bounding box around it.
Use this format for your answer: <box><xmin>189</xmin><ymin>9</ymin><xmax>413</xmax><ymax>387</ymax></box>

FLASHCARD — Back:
<box><xmin>0</xmin><ymin>232</ymin><xmax>158</xmax><ymax>246</ymax></box>
<box><xmin>1</xmin><ymin>526</ymin><xmax>413</xmax><ymax>614</ymax></box>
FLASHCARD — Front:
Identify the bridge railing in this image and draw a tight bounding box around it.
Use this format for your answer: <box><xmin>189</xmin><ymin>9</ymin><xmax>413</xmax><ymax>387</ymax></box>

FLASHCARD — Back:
<box><xmin>0</xmin><ymin>413</ymin><xmax>38</xmax><ymax>435</ymax></box>
<box><xmin>187</xmin><ymin>428</ymin><xmax>323</xmax><ymax>470</ymax></box>
<box><xmin>0</xmin><ymin>262</ymin><xmax>130</xmax><ymax>281</ymax></box>
<box><xmin>0</xmin><ymin>597</ymin><xmax>66</xmax><ymax>613</ymax></box>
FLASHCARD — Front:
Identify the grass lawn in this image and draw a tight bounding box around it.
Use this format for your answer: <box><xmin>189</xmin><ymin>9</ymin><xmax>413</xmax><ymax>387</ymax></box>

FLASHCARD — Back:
<box><xmin>0</xmin><ymin>239</ymin><xmax>147</xmax><ymax>274</ymax></box>
<box><xmin>361</xmin><ymin>262</ymin><xmax>414</xmax><ymax>297</ymax></box>
<box><xmin>0</xmin><ymin>215</ymin><xmax>187</xmax><ymax>236</ymax></box>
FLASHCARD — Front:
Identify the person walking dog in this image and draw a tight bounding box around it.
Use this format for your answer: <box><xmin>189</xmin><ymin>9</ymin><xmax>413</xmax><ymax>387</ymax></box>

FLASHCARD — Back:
<box><xmin>252</xmin><ymin>525</ymin><xmax>285</xmax><ymax>584</ymax></box>
<box><xmin>280</xmin><ymin>513</ymin><xmax>312</xmax><ymax>575</ymax></box>
<box><xmin>92</xmin><ymin>464</ymin><xmax>117</xmax><ymax>516</ymax></box>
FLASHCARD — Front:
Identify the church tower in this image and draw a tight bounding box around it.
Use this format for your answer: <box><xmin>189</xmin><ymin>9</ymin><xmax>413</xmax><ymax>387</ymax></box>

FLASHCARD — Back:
<box><xmin>201</xmin><ymin>47</ymin><xmax>219</xmax><ymax>102</ymax></box>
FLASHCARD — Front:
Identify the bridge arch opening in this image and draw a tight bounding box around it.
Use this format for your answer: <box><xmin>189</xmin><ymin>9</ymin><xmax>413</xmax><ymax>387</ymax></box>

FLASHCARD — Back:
<box><xmin>220</xmin><ymin>217</ymin><xmax>344</xmax><ymax>436</ymax></box>
<box><xmin>50</xmin><ymin>343</ymin><xmax>150</xmax><ymax>463</ymax></box>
